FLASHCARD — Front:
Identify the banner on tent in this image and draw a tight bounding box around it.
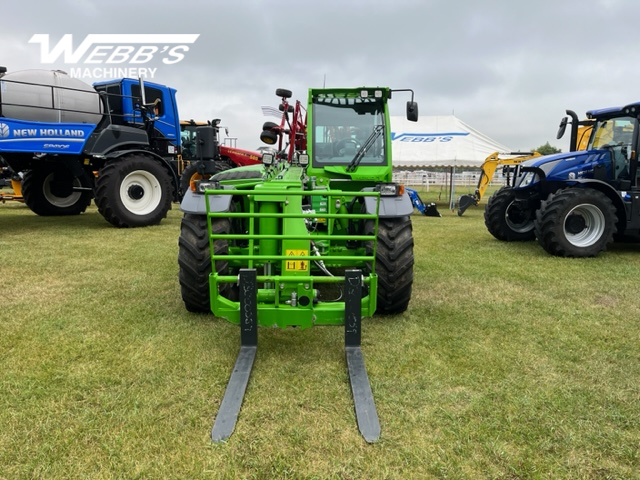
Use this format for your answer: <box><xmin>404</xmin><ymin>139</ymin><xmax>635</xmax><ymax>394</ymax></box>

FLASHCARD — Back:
<box><xmin>390</xmin><ymin>115</ymin><xmax>512</xmax><ymax>168</ymax></box>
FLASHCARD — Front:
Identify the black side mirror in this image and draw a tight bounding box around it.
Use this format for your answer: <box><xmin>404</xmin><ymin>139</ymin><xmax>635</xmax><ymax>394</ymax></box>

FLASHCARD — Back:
<box><xmin>557</xmin><ymin>117</ymin><xmax>568</xmax><ymax>140</ymax></box>
<box><xmin>406</xmin><ymin>101</ymin><xmax>419</xmax><ymax>122</ymax></box>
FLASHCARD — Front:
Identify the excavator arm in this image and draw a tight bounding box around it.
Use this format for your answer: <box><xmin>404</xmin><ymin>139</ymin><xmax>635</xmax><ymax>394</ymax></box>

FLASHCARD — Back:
<box><xmin>457</xmin><ymin>151</ymin><xmax>540</xmax><ymax>216</ymax></box>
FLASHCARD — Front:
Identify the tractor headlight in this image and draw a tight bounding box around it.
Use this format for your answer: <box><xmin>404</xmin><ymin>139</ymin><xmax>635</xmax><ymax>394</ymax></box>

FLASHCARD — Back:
<box><xmin>196</xmin><ymin>180</ymin><xmax>218</xmax><ymax>193</ymax></box>
<box><xmin>376</xmin><ymin>183</ymin><xmax>405</xmax><ymax>196</ymax></box>
<box><xmin>517</xmin><ymin>171</ymin><xmax>539</xmax><ymax>188</ymax></box>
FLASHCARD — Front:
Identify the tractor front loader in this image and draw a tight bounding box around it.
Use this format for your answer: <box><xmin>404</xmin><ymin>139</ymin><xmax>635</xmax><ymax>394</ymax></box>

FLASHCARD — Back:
<box><xmin>178</xmin><ymin>86</ymin><xmax>419</xmax><ymax>442</ymax></box>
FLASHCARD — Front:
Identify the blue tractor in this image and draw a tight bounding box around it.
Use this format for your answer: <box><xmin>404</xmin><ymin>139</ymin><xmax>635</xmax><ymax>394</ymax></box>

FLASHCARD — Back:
<box><xmin>484</xmin><ymin>103</ymin><xmax>640</xmax><ymax>257</ymax></box>
<box><xmin>0</xmin><ymin>67</ymin><xmax>181</xmax><ymax>227</ymax></box>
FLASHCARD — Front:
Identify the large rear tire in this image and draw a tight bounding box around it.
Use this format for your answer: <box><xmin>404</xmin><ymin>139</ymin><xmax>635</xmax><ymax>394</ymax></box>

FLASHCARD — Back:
<box><xmin>95</xmin><ymin>155</ymin><xmax>173</xmax><ymax>228</ymax></box>
<box><xmin>534</xmin><ymin>188</ymin><xmax>617</xmax><ymax>257</ymax></box>
<box><xmin>365</xmin><ymin>216</ymin><xmax>414</xmax><ymax>314</ymax></box>
<box><xmin>22</xmin><ymin>166</ymin><xmax>92</xmax><ymax>216</ymax></box>
<box><xmin>484</xmin><ymin>186</ymin><xmax>536</xmax><ymax>241</ymax></box>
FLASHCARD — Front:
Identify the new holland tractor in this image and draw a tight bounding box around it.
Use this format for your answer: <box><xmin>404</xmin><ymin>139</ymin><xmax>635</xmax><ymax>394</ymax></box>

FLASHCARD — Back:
<box><xmin>484</xmin><ymin>104</ymin><xmax>640</xmax><ymax>257</ymax></box>
<box><xmin>0</xmin><ymin>67</ymin><xmax>181</xmax><ymax>227</ymax></box>
<box><xmin>178</xmin><ymin>86</ymin><xmax>419</xmax><ymax>442</ymax></box>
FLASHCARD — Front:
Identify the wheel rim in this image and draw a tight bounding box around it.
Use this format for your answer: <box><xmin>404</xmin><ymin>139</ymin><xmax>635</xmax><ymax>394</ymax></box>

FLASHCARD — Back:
<box><xmin>563</xmin><ymin>203</ymin><xmax>605</xmax><ymax>247</ymax></box>
<box><xmin>119</xmin><ymin>170</ymin><xmax>162</xmax><ymax>216</ymax></box>
<box><xmin>505</xmin><ymin>201</ymin><xmax>534</xmax><ymax>233</ymax></box>
<box><xmin>43</xmin><ymin>173</ymin><xmax>82</xmax><ymax>207</ymax></box>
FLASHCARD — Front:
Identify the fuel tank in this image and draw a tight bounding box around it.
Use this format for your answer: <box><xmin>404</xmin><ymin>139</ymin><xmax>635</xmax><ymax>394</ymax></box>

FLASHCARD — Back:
<box><xmin>0</xmin><ymin>69</ymin><xmax>103</xmax><ymax>124</ymax></box>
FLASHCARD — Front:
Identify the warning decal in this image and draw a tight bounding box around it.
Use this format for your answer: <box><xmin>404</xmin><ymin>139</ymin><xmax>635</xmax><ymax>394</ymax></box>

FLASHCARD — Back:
<box><xmin>285</xmin><ymin>249</ymin><xmax>309</xmax><ymax>271</ymax></box>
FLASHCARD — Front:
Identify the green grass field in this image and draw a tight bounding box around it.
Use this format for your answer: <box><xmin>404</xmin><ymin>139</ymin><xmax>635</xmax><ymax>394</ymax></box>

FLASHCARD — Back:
<box><xmin>1</xmin><ymin>193</ymin><xmax>639</xmax><ymax>479</ymax></box>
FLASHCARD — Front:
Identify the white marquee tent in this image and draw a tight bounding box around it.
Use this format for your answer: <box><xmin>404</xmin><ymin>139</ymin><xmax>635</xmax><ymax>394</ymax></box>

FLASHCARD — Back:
<box><xmin>390</xmin><ymin>115</ymin><xmax>517</xmax><ymax>209</ymax></box>
<box><xmin>390</xmin><ymin>115</ymin><xmax>513</xmax><ymax>168</ymax></box>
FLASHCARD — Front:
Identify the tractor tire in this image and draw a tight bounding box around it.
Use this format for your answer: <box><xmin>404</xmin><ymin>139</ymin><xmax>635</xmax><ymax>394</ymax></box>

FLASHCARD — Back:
<box><xmin>534</xmin><ymin>188</ymin><xmax>617</xmax><ymax>257</ymax></box>
<box><xmin>95</xmin><ymin>154</ymin><xmax>173</xmax><ymax>228</ymax></box>
<box><xmin>178</xmin><ymin>213</ymin><xmax>235</xmax><ymax>313</ymax></box>
<box><xmin>260</xmin><ymin>130</ymin><xmax>278</xmax><ymax>145</ymax></box>
<box><xmin>22</xmin><ymin>166</ymin><xmax>92</xmax><ymax>216</ymax></box>
<box><xmin>178</xmin><ymin>214</ymin><xmax>214</xmax><ymax>313</ymax></box>
<box><xmin>276</xmin><ymin>88</ymin><xmax>292</xmax><ymax>98</ymax></box>
<box><xmin>365</xmin><ymin>216</ymin><xmax>414</xmax><ymax>315</ymax></box>
<box><xmin>484</xmin><ymin>186</ymin><xmax>536</xmax><ymax>241</ymax></box>
<box><xmin>217</xmin><ymin>158</ymin><xmax>237</xmax><ymax>173</ymax></box>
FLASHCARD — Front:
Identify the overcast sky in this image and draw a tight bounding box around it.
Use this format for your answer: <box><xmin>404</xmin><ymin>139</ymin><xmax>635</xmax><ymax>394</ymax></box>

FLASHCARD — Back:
<box><xmin>2</xmin><ymin>0</ymin><xmax>638</xmax><ymax>152</ymax></box>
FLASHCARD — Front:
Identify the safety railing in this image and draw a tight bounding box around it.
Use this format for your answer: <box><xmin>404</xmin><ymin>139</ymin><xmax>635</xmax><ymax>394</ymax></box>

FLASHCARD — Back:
<box><xmin>204</xmin><ymin>187</ymin><xmax>381</xmax><ymax>326</ymax></box>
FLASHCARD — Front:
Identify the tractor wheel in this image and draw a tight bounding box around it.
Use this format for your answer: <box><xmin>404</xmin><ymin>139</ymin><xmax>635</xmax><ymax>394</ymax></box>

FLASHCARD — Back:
<box><xmin>276</xmin><ymin>88</ymin><xmax>292</xmax><ymax>98</ymax></box>
<box><xmin>484</xmin><ymin>186</ymin><xmax>536</xmax><ymax>241</ymax></box>
<box><xmin>260</xmin><ymin>130</ymin><xmax>278</xmax><ymax>145</ymax></box>
<box><xmin>534</xmin><ymin>188</ymin><xmax>617</xmax><ymax>257</ymax></box>
<box><xmin>178</xmin><ymin>213</ymin><xmax>236</xmax><ymax>313</ymax></box>
<box><xmin>22</xmin><ymin>166</ymin><xmax>92</xmax><ymax>216</ymax></box>
<box><xmin>217</xmin><ymin>157</ymin><xmax>237</xmax><ymax>173</ymax></box>
<box><xmin>365</xmin><ymin>216</ymin><xmax>414</xmax><ymax>314</ymax></box>
<box><xmin>95</xmin><ymin>155</ymin><xmax>173</xmax><ymax>228</ymax></box>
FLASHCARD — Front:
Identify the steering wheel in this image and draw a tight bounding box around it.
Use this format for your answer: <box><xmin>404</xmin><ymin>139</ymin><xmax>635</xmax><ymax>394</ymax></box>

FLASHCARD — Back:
<box><xmin>334</xmin><ymin>138</ymin><xmax>361</xmax><ymax>156</ymax></box>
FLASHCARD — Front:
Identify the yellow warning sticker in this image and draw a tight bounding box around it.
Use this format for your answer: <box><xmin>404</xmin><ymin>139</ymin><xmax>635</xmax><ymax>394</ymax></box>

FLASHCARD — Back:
<box><xmin>285</xmin><ymin>249</ymin><xmax>309</xmax><ymax>271</ymax></box>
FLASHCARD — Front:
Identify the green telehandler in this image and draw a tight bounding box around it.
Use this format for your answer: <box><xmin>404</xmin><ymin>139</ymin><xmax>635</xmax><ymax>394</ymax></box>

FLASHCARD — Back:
<box><xmin>178</xmin><ymin>86</ymin><xmax>418</xmax><ymax>442</ymax></box>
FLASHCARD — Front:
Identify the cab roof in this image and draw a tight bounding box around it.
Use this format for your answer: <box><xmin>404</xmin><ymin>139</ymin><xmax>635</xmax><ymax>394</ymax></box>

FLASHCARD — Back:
<box><xmin>586</xmin><ymin>101</ymin><xmax>640</xmax><ymax>119</ymax></box>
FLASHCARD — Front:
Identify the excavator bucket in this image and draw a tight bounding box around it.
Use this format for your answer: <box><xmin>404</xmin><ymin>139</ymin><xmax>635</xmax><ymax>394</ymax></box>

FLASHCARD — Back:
<box><xmin>424</xmin><ymin>202</ymin><xmax>441</xmax><ymax>217</ymax></box>
<box><xmin>457</xmin><ymin>194</ymin><xmax>477</xmax><ymax>216</ymax></box>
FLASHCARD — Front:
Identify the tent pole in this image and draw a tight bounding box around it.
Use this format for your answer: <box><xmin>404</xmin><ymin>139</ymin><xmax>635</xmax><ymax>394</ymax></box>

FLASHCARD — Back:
<box><xmin>449</xmin><ymin>166</ymin><xmax>456</xmax><ymax>210</ymax></box>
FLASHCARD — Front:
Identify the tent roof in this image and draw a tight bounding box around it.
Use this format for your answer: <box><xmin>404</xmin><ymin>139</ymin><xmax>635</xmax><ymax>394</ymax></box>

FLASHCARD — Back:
<box><xmin>391</xmin><ymin>115</ymin><xmax>512</xmax><ymax>168</ymax></box>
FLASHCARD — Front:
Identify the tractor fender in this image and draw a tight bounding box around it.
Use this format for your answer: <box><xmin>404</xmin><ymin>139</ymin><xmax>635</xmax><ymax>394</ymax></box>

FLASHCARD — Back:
<box><xmin>564</xmin><ymin>179</ymin><xmax>628</xmax><ymax>225</ymax></box>
<box><xmin>362</xmin><ymin>188</ymin><xmax>414</xmax><ymax>217</ymax></box>
<box><xmin>105</xmin><ymin>149</ymin><xmax>179</xmax><ymax>200</ymax></box>
<box><xmin>180</xmin><ymin>186</ymin><xmax>234</xmax><ymax>214</ymax></box>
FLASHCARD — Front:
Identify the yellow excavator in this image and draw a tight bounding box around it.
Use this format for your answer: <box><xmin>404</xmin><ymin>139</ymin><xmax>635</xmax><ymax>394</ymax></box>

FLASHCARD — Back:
<box><xmin>457</xmin><ymin>151</ymin><xmax>541</xmax><ymax>216</ymax></box>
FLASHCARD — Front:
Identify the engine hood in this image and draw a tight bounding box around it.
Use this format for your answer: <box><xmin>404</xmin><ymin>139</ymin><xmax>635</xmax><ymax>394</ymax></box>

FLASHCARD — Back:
<box><xmin>519</xmin><ymin>149</ymin><xmax>611</xmax><ymax>182</ymax></box>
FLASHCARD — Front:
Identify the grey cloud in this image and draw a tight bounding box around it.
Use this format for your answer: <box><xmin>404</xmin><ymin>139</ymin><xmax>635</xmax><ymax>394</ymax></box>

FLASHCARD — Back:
<box><xmin>2</xmin><ymin>0</ymin><xmax>640</xmax><ymax>152</ymax></box>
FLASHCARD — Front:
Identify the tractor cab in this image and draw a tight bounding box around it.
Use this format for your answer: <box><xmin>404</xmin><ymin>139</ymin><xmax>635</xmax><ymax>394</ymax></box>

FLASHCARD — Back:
<box><xmin>93</xmin><ymin>78</ymin><xmax>181</xmax><ymax>159</ymax></box>
<box><xmin>308</xmin><ymin>87</ymin><xmax>418</xmax><ymax>182</ymax></box>
<box><xmin>513</xmin><ymin>103</ymin><xmax>640</xmax><ymax>196</ymax></box>
<box><xmin>584</xmin><ymin>111</ymin><xmax>638</xmax><ymax>185</ymax></box>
